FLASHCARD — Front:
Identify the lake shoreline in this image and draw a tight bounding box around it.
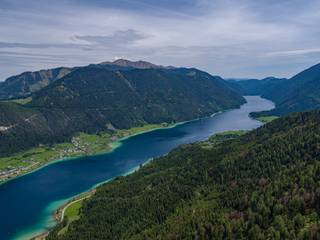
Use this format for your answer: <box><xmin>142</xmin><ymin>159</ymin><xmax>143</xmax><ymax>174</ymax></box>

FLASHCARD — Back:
<box><xmin>1</xmin><ymin>110</ymin><xmax>228</xmax><ymax>187</ymax></box>
<box><xmin>5</xmin><ymin>97</ymin><xmax>274</xmax><ymax>240</ymax></box>
<box><xmin>0</xmin><ymin>122</ymin><xmax>185</xmax><ymax>186</ymax></box>
<box><xmin>32</xmin><ymin>120</ymin><xmax>262</xmax><ymax>240</ymax></box>
<box><xmin>30</xmin><ymin>151</ymin><xmax>167</xmax><ymax>240</ymax></box>
<box><xmin>23</xmin><ymin>114</ymin><xmax>227</xmax><ymax>240</ymax></box>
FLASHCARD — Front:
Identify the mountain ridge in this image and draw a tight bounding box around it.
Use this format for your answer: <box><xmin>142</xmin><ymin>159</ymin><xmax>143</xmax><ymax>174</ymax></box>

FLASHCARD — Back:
<box><xmin>99</xmin><ymin>59</ymin><xmax>175</xmax><ymax>70</ymax></box>
<box><xmin>47</xmin><ymin>110</ymin><xmax>320</xmax><ymax>240</ymax></box>
<box><xmin>0</xmin><ymin>67</ymin><xmax>72</xmax><ymax>100</ymax></box>
<box><xmin>0</xmin><ymin>59</ymin><xmax>174</xmax><ymax>100</ymax></box>
<box><xmin>0</xmin><ymin>64</ymin><xmax>245</xmax><ymax>156</ymax></box>
<box><xmin>230</xmin><ymin>62</ymin><xmax>320</xmax><ymax>116</ymax></box>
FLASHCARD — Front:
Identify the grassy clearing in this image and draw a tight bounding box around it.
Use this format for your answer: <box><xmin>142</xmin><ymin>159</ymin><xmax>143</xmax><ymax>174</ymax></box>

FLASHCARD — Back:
<box><xmin>1</xmin><ymin>96</ymin><xmax>32</xmax><ymax>105</ymax></box>
<box><xmin>0</xmin><ymin>142</ymin><xmax>74</xmax><ymax>180</ymax></box>
<box><xmin>213</xmin><ymin>130</ymin><xmax>247</xmax><ymax>136</ymax></box>
<box><xmin>64</xmin><ymin>199</ymin><xmax>83</xmax><ymax>221</ymax></box>
<box><xmin>200</xmin><ymin>130</ymin><xmax>247</xmax><ymax>149</ymax></box>
<box><xmin>0</xmin><ymin>123</ymin><xmax>170</xmax><ymax>183</ymax></box>
<box><xmin>58</xmin><ymin>192</ymin><xmax>93</xmax><ymax>236</ymax></box>
<box><xmin>117</xmin><ymin>123</ymin><xmax>171</xmax><ymax>137</ymax></box>
<box><xmin>256</xmin><ymin>116</ymin><xmax>279</xmax><ymax>123</ymax></box>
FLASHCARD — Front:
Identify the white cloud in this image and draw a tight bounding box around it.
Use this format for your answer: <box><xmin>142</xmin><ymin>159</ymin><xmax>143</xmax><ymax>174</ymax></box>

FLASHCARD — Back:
<box><xmin>73</xmin><ymin>30</ymin><xmax>148</xmax><ymax>46</ymax></box>
<box><xmin>0</xmin><ymin>0</ymin><xmax>320</xmax><ymax>79</ymax></box>
<box><xmin>264</xmin><ymin>48</ymin><xmax>320</xmax><ymax>57</ymax></box>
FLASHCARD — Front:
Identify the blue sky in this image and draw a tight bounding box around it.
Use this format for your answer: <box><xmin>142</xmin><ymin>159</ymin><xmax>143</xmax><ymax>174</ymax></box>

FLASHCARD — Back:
<box><xmin>0</xmin><ymin>0</ymin><xmax>320</xmax><ymax>80</ymax></box>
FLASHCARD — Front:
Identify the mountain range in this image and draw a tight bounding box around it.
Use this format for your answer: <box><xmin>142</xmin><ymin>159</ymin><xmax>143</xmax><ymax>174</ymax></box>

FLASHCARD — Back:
<box><xmin>0</xmin><ymin>67</ymin><xmax>72</xmax><ymax>100</ymax></box>
<box><xmin>0</xmin><ymin>60</ymin><xmax>245</xmax><ymax>156</ymax></box>
<box><xmin>0</xmin><ymin>59</ymin><xmax>173</xmax><ymax>100</ymax></box>
<box><xmin>3</xmin><ymin>60</ymin><xmax>320</xmax><ymax>119</ymax></box>
<box><xmin>2</xmin><ymin>60</ymin><xmax>320</xmax><ymax>156</ymax></box>
<box><xmin>2</xmin><ymin>60</ymin><xmax>320</xmax><ymax>239</ymax></box>
<box><xmin>230</xmin><ymin>63</ymin><xmax>320</xmax><ymax>116</ymax></box>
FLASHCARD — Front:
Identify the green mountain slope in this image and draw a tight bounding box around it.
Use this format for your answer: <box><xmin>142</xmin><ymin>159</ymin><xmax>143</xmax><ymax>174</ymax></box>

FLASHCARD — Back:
<box><xmin>231</xmin><ymin>63</ymin><xmax>320</xmax><ymax>116</ymax></box>
<box><xmin>0</xmin><ymin>67</ymin><xmax>72</xmax><ymax>99</ymax></box>
<box><xmin>48</xmin><ymin>111</ymin><xmax>320</xmax><ymax>240</ymax></box>
<box><xmin>261</xmin><ymin>63</ymin><xmax>320</xmax><ymax>116</ymax></box>
<box><xmin>0</xmin><ymin>65</ymin><xmax>245</xmax><ymax>156</ymax></box>
<box><xmin>0</xmin><ymin>59</ymin><xmax>172</xmax><ymax>100</ymax></box>
<box><xmin>0</xmin><ymin>103</ymin><xmax>50</xmax><ymax>154</ymax></box>
<box><xmin>30</xmin><ymin>67</ymin><xmax>243</xmax><ymax>127</ymax></box>
<box><xmin>227</xmin><ymin>77</ymin><xmax>287</xmax><ymax>96</ymax></box>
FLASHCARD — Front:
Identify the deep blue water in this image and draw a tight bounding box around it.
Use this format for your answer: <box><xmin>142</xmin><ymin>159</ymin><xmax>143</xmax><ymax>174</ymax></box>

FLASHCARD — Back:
<box><xmin>0</xmin><ymin>96</ymin><xmax>274</xmax><ymax>240</ymax></box>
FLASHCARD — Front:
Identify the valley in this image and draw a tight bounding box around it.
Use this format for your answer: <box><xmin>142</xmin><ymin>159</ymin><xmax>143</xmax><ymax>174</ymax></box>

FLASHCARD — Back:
<box><xmin>48</xmin><ymin>109</ymin><xmax>320</xmax><ymax>240</ymax></box>
<box><xmin>0</xmin><ymin>123</ymin><xmax>170</xmax><ymax>184</ymax></box>
<box><xmin>2</xmin><ymin>1</ymin><xmax>320</xmax><ymax>239</ymax></box>
<box><xmin>0</xmin><ymin>63</ymin><xmax>245</xmax><ymax>157</ymax></box>
<box><xmin>0</xmin><ymin>60</ymin><xmax>319</xmax><ymax>240</ymax></box>
<box><xmin>230</xmin><ymin>63</ymin><xmax>320</xmax><ymax>117</ymax></box>
<box><xmin>0</xmin><ymin>96</ymin><xmax>274</xmax><ymax>240</ymax></box>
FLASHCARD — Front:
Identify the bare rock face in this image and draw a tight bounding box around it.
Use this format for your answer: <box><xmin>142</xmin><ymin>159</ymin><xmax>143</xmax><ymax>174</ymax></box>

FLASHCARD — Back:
<box><xmin>0</xmin><ymin>67</ymin><xmax>72</xmax><ymax>100</ymax></box>
<box><xmin>100</xmin><ymin>59</ymin><xmax>174</xmax><ymax>70</ymax></box>
<box><xmin>0</xmin><ymin>59</ymin><xmax>175</xmax><ymax>100</ymax></box>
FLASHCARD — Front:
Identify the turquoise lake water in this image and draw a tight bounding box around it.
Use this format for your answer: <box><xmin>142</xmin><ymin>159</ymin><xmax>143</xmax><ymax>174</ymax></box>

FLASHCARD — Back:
<box><xmin>0</xmin><ymin>96</ymin><xmax>274</xmax><ymax>240</ymax></box>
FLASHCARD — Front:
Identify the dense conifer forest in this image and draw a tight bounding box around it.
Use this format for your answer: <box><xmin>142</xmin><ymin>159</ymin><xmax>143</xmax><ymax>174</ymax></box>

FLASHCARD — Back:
<box><xmin>231</xmin><ymin>63</ymin><xmax>320</xmax><ymax>117</ymax></box>
<box><xmin>0</xmin><ymin>66</ymin><xmax>244</xmax><ymax>157</ymax></box>
<box><xmin>48</xmin><ymin>111</ymin><xmax>320</xmax><ymax>240</ymax></box>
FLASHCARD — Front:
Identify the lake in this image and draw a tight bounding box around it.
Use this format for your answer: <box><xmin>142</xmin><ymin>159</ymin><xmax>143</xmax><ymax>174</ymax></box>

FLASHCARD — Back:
<box><xmin>0</xmin><ymin>96</ymin><xmax>274</xmax><ymax>240</ymax></box>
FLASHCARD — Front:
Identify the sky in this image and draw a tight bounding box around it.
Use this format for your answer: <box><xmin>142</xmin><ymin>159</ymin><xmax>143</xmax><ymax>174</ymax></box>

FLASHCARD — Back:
<box><xmin>0</xmin><ymin>0</ymin><xmax>320</xmax><ymax>80</ymax></box>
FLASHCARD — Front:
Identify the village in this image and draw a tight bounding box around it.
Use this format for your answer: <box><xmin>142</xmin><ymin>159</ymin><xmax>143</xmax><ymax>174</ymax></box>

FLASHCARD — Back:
<box><xmin>0</xmin><ymin>136</ymin><xmax>91</xmax><ymax>183</ymax></box>
<box><xmin>0</xmin><ymin>124</ymin><xmax>164</xmax><ymax>184</ymax></box>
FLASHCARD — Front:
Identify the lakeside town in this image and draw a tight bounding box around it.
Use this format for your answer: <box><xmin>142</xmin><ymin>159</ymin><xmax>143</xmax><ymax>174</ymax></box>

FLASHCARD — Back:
<box><xmin>0</xmin><ymin>123</ymin><xmax>168</xmax><ymax>184</ymax></box>
<box><xmin>0</xmin><ymin>135</ymin><xmax>96</xmax><ymax>183</ymax></box>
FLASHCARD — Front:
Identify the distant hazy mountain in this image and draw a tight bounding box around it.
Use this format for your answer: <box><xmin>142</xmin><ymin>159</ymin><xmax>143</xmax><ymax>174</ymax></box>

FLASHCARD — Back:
<box><xmin>99</xmin><ymin>59</ymin><xmax>174</xmax><ymax>70</ymax></box>
<box><xmin>0</xmin><ymin>63</ymin><xmax>245</xmax><ymax>156</ymax></box>
<box><xmin>227</xmin><ymin>77</ymin><xmax>288</xmax><ymax>96</ymax></box>
<box><xmin>261</xmin><ymin>63</ymin><xmax>320</xmax><ymax>114</ymax></box>
<box><xmin>231</xmin><ymin>63</ymin><xmax>320</xmax><ymax>116</ymax></box>
<box><xmin>0</xmin><ymin>67</ymin><xmax>72</xmax><ymax>100</ymax></box>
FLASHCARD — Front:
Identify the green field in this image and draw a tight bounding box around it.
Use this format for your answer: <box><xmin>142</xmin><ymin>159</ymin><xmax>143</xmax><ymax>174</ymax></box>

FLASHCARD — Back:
<box><xmin>200</xmin><ymin>130</ymin><xmax>247</xmax><ymax>149</ymax></box>
<box><xmin>0</xmin><ymin>142</ymin><xmax>74</xmax><ymax>181</ymax></box>
<box><xmin>57</xmin><ymin>192</ymin><xmax>93</xmax><ymax>236</ymax></box>
<box><xmin>0</xmin><ymin>123</ymin><xmax>169</xmax><ymax>183</ymax></box>
<box><xmin>1</xmin><ymin>96</ymin><xmax>33</xmax><ymax>105</ymax></box>
<box><xmin>64</xmin><ymin>200</ymin><xmax>83</xmax><ymax>221</ymax></box>
<box><xmin>256</xmin><ymin>115</ymin><xmax>279</xmax><ymax>123</ymax></box>
<box><xmin>212</xmin><ymin>130</ymin><xmax>247</xmax><ymax>136</ymax></box>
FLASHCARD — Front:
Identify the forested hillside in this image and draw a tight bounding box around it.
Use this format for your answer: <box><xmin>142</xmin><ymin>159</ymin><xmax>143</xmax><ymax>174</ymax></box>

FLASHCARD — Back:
<box><xmin>0</xmin><ymin>67</ymin><xmax>72</xmax><ymax>99</ymax></box>
<box><xmin>260</xmin><ymin>63</ymin><xmax>320</xmax><ymax>116</ymax></box>
<box><xmin>48</xmin><ymin>111</ymin><xmax>320</xmax><ymax>240</ymax></box>
<box><xmin>227</xmin><ymin>77</ymin><xmax>287</xmax><ymax>96</ymax></box>
<box><xmin>29</xmin><ymin>67</ymin><xmax>243</xmax><ymax>128</ymax></box>
<box><xmin>231</xmin><ymin>63</ymin><xmax>320</xmax><ymax>117</ymax></box>
<box><xmin>0</xmin><ymin>59</ymin><xmax>171</xmax><ymax>100</ymax></box>
<box><xmin>0</xmin><ymin>65</ymin><xmax>244</xmax><ymax>156</ymax></box>
<box><xmin>0</xmin><ymin>102</ymin><xmax>55</xmax><ymax>155</ymax></box>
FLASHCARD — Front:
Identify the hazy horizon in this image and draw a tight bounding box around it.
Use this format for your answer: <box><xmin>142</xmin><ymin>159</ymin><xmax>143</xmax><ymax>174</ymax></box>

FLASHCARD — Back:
<box><xmin>1</xmin><ymin>0</ymin><xmax>320</xmax><ymax>80</ymax></box>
